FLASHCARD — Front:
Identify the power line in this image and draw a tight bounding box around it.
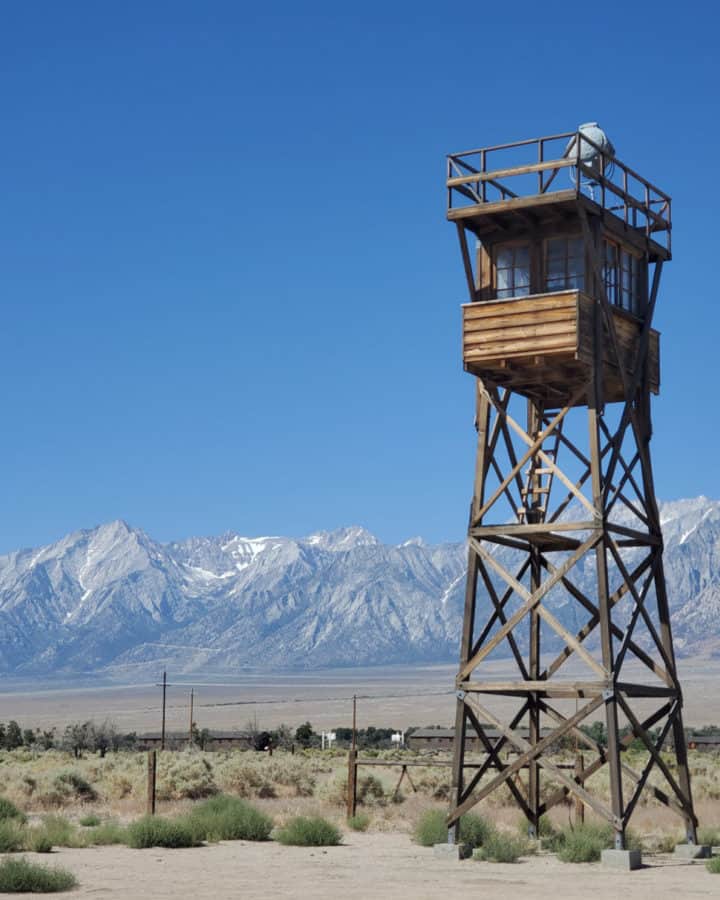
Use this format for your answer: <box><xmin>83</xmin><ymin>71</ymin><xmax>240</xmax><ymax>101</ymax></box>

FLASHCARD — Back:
<box><xmin>154</xmin><ymin>689</ymin><xmax>454</xmax><ymax>713</ymax></box>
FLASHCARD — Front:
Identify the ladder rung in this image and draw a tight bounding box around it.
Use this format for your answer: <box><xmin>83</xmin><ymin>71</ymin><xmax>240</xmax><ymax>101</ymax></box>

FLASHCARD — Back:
<box><xmin>521</xmin><ymin>487</ymin><xmax>550</xmax><ymax>496</ymax></box>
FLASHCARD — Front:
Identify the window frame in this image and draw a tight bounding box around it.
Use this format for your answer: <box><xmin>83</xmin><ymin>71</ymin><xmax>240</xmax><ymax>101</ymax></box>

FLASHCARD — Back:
<box><xmin>492</xmin><ymin>240</ymin><xmax>532</xmax><ymax>300</ymax></box>
<box><xmin>603</xmin><ymin>237</ymin><xmax>645</xmax><ymax>317</ymax></box>
<box><xmin>543</xmin><ymin>234</ymin><xmax>586</xmax><ymax>294</ymax></box>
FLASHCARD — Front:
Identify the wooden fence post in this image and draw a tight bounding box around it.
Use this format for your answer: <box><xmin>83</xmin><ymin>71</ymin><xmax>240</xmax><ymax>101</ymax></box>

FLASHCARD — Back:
<box><xmin>147</xmin><ymin>750</ymin><xmax>157</xmax><ymax>815</ymax></box>
<box><xmin>574</xmin><ymin>753</ymin><xmax>585</xmax><ymax>825</ymax></box>
<box><xmin>347</xmin><ymin>749</ymin><xmax>357</xmax><ymax>819</ymax></box>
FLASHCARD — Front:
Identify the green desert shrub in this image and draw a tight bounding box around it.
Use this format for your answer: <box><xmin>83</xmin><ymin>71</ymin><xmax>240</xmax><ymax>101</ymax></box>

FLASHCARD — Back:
<box><xmin>474</xmin><ymin>830</ymin><xmax>528</xmax><ymax>863</ymax></box>
<box><xmin>557</xmin><ymin>823</ymin><xmax>614</xmax><ymax>863</ymax></box>
<box><xmin>412</xmin><ymin>809</ymin><xmax>447</xmax><ymax>847</ymax></box>
<box><xmin>347</xmin><ymin>813</ymin><xmax>370</xmax><ymax>832</ymax></box>
<box><xmin>126</xmin><ymin>816</ymin><xmax>200</xmax><ymax>849</ymax></box>
<box><xmin>698</xmin><ymin>826</ymin><xmax>720</xmax><ymax>846</ymax></box>
<box><xmin>79</xmin><ymin>813</ymin><xmax>101</xmax><ymax>827</ymax></box>
<box><xmin>37</xmin><ymin>815</ymin><xmax>86</xmax><ymax>849</ymax></box>
<box><xmin>26</xmin><ymin>830</ymin><xmax>54</xmax><ymax>853</ymax></box>
<box><xmin>517</xmin><ymin>815</ymin><xmax>562</xmax><ymax>850</ymax></box>
<box><xmin>0</xmin><ymin>857</ymin><xmax>77</xmax><ymax>893</ymax></box>
<box><xmin>0</xmin><ymin>820</ymin><xmax>25</xmax><ymax>853</ymax></box>
<box><xmin>516</xmin><ymin>814</ymin><xmax>557</xmax><ymax>839</ymax></box>
<box><xmin>84</xmin><ymin>823</ymin><xmax>127</xmax><ymax>846</ymax></box>
<box><xmin>461</xmin><ymin>812</ymin><xmax>495</xmax><ymax>850</ymax></box>
<box><xmin>187</xmin><ymin>795</ymin><xmax>273</xmax><ymax>842</ymax></box>
<box><xmin>53</xmin><ymin>771</ymin><xmax>97</xmax><ymax>802</ymax></box>
<box><xmin>706</xmin><ymin>856</ymin><xmax>720</xmax><ymax>874</ymax></box>
<box><xmin>0</xmin><ymin>797</ymin><xmax>27</xmax><ymax>824</ymax></box>
<box><xmin>274</xmin><ymin>816</ymin><xmax>342</xmax><ymax>847</ymax></box>
<box><xmin>412</xmin><ymin>809</ymin><xmax>492</xmax><ymax>849</ymax></box>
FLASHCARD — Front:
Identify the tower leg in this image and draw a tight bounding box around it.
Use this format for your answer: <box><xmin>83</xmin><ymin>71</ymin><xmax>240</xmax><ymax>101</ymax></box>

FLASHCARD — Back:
<box><xmin>527</xmin><ymin>399</ymin><xmax>542</xmax><ymax>838</ymax></box>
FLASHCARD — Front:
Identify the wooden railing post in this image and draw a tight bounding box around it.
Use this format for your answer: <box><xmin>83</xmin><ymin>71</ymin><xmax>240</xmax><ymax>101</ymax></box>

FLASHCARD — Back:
<box><xmin>147</xmin><ymin>750</ymin><xmax>157</xmax><ymax>816</ymax></box>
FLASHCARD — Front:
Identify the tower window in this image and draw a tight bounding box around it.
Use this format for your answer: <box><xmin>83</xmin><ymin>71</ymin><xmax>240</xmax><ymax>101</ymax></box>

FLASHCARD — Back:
<box><xmin>603</xmin><ymin>239</ymin><xmax>642</xmax><ymax>315</ymax></box>
<box><xmin>495</xmin><ymin>244</ymin><xmax>530</xmax><ymax>299</ymax></box>
<box><xmin>545</xmin><ymin>237</ymin><xmax>585</xmax><ymax>292</ymax></box>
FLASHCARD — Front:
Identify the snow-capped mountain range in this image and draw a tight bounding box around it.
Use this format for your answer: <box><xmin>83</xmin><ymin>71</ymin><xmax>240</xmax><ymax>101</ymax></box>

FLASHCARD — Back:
<box><xmin>0</xmin><ymin>497</ymin><xmax>718</xmax><ymax>677</ymax></box>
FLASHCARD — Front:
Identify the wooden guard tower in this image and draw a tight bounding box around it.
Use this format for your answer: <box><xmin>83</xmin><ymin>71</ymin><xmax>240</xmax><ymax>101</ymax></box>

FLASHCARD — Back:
<box><xmin>445</xmin><ymin>125</ymin><xmax>698</xmax><ymax>849</ymax></box>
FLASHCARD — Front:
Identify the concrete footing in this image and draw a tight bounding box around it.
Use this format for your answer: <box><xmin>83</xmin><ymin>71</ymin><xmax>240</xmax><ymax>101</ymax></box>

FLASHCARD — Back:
<box><xmin>673</xmin><ymin>844</ymin><xmax>711</xmax><ymax>860</ymax></box>
<box><xmin>600</xmin><ymin>848</ymin><xmax>642</xmax><ymax>870</ymax></box>
<box><xmin>433</xmin><ymin>842</ymin><xmax>472</xmax><ymax>861</ymax></box>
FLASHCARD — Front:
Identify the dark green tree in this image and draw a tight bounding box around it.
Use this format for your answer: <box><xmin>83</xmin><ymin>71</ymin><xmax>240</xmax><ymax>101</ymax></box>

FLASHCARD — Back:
<box><xmin>295</xmin><ymin>722</ymin><xmax>314</xmax><ymax>747</ymax></box>
<box><xmin>5</xmin><ymin>721</ymin><xmax>23</xmax><ymax>750</ymax></box>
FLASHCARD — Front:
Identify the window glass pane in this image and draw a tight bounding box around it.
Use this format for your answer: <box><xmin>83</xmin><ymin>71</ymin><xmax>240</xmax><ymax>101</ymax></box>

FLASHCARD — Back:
<box><xmin>495</xmin><ymin>243</ymin><xmax>530</xmax><ymax>299</ymax></box>
<box><xmin>547</xmin><ymin>239</ymin><xmax>565</xmax><ymax>259</ymax></box>
<box><xmin>497</xmin><ymin>267</ymin><xmax>511</xmax><ymax>294</ymax></box>
<box><xmin>515</xmin><ymin>246</ymin><xmax>530</xmax><ymax>267</ymax></box>
<box><xmin>568</xmin><ymin>238</ymin><xmax>584</xmax><ymax>260</ymax></box>
<box><xmin>547</xmin><ymin>255</ymin><xmax>564</xmax><ymax>279</ymax></box>
<box><xmin>514</xmin><ymin>266</ymin><xmax>530</xmax><ymax>295</ymax></box>
<box><xmin>544</xmin><ymin>236</ymin><xmax>584</xmax><ymax>292</ymax></box>
<box><xmin>496</xmin><ymin>247</ymin><xmax>513</xmax><ymax>269</ymax></box>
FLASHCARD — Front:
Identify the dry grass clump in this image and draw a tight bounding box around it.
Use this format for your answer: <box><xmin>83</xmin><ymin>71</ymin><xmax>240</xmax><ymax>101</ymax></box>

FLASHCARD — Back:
<box><xmin>52</xmin><ymin>770</ymin><xmax>98</xmax><ymax>802</ymax></box>
<box><xmin>262</xmin><ymin>758</ymin><xmax>317</xmax><ymax>797</ymax></box>
<box><xmin>413</xmin><ymin>768</ymin><xmax>451</xmax><ymax>800</ymax></box>
<box><xmin>82</xmin><ymin>822</ymin><xmax>128</xmax><ymax>845</ymax></box>
<box><xmin>213</xmin><ymin>754</ymin><xmax>317</xmax><ymax>799</ymax></box>
<box><xmin>322</xmin><ymin>773</ymin><xmax>391</xmax><ymax>808</ymax></box>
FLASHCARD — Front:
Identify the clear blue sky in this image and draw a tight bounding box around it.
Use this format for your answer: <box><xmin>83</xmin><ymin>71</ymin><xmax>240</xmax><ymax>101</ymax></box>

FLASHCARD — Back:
<box><xmin>0</xmin><ymin>1</ymin><xmax>717</xmax><ymax>552</ymax></box>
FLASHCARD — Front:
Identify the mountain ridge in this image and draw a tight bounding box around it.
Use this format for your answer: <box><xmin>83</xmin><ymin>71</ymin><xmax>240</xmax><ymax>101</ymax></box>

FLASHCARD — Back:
<box><xmin>0</xmin><ymin>497</ymin><xmax>718</xmax><ymax>678</ymax></box>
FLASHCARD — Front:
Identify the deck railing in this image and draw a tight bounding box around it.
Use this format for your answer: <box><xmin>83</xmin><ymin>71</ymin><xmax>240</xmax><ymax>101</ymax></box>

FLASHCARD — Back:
<box><xmin>447</xmin><ymin>131</ymin><xmax>671</xmax><ymax>254</ymax></box>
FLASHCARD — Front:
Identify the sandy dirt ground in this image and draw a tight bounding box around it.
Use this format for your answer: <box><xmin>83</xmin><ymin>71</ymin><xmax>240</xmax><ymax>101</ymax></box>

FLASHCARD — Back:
<box><xmin>16</xmin><ymin>834</ymin><xmax>718</xmax><ymax>900</ymax></box>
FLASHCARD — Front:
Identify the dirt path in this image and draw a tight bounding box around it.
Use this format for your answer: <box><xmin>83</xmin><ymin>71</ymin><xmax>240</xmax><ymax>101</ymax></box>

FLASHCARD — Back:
<box><xmin>19</xmin><ymin>833</ymin><xmax>717</xmax><ymax>900</ymax></box>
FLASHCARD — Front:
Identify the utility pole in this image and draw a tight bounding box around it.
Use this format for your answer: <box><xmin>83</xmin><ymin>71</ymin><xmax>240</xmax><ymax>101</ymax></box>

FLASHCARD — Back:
<box><xmin>160</xmin><ymin>670</ymin><xmax>167</xmax><ymax>751</ymax></box>
<box><xmin>188</xmin><ymin>688</ymin><xmax>194</xmax><ymax>747</ymax></box>
<box><xmin>347</xmin><ymin>694</ymin><xmax>358</xmax><ymax>819</ymax></box>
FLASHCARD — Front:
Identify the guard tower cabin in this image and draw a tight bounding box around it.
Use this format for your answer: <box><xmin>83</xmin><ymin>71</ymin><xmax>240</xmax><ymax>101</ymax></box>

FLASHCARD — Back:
<box><xmin>448</xmin><ymin>125</ymin><xmax>669</xmax><ymax>406</ymax></box>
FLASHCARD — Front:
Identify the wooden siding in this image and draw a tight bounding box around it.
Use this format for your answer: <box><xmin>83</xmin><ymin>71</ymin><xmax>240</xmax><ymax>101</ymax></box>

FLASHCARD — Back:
<box><xmin>463</xmin><ymin>292</ymin><xmax>579</xmax><ymax>364</ymax></box>
<box><xmin>462</xmin><ymin>291</ymin><xmax>659</xmax><ymax>403</ymax></box>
